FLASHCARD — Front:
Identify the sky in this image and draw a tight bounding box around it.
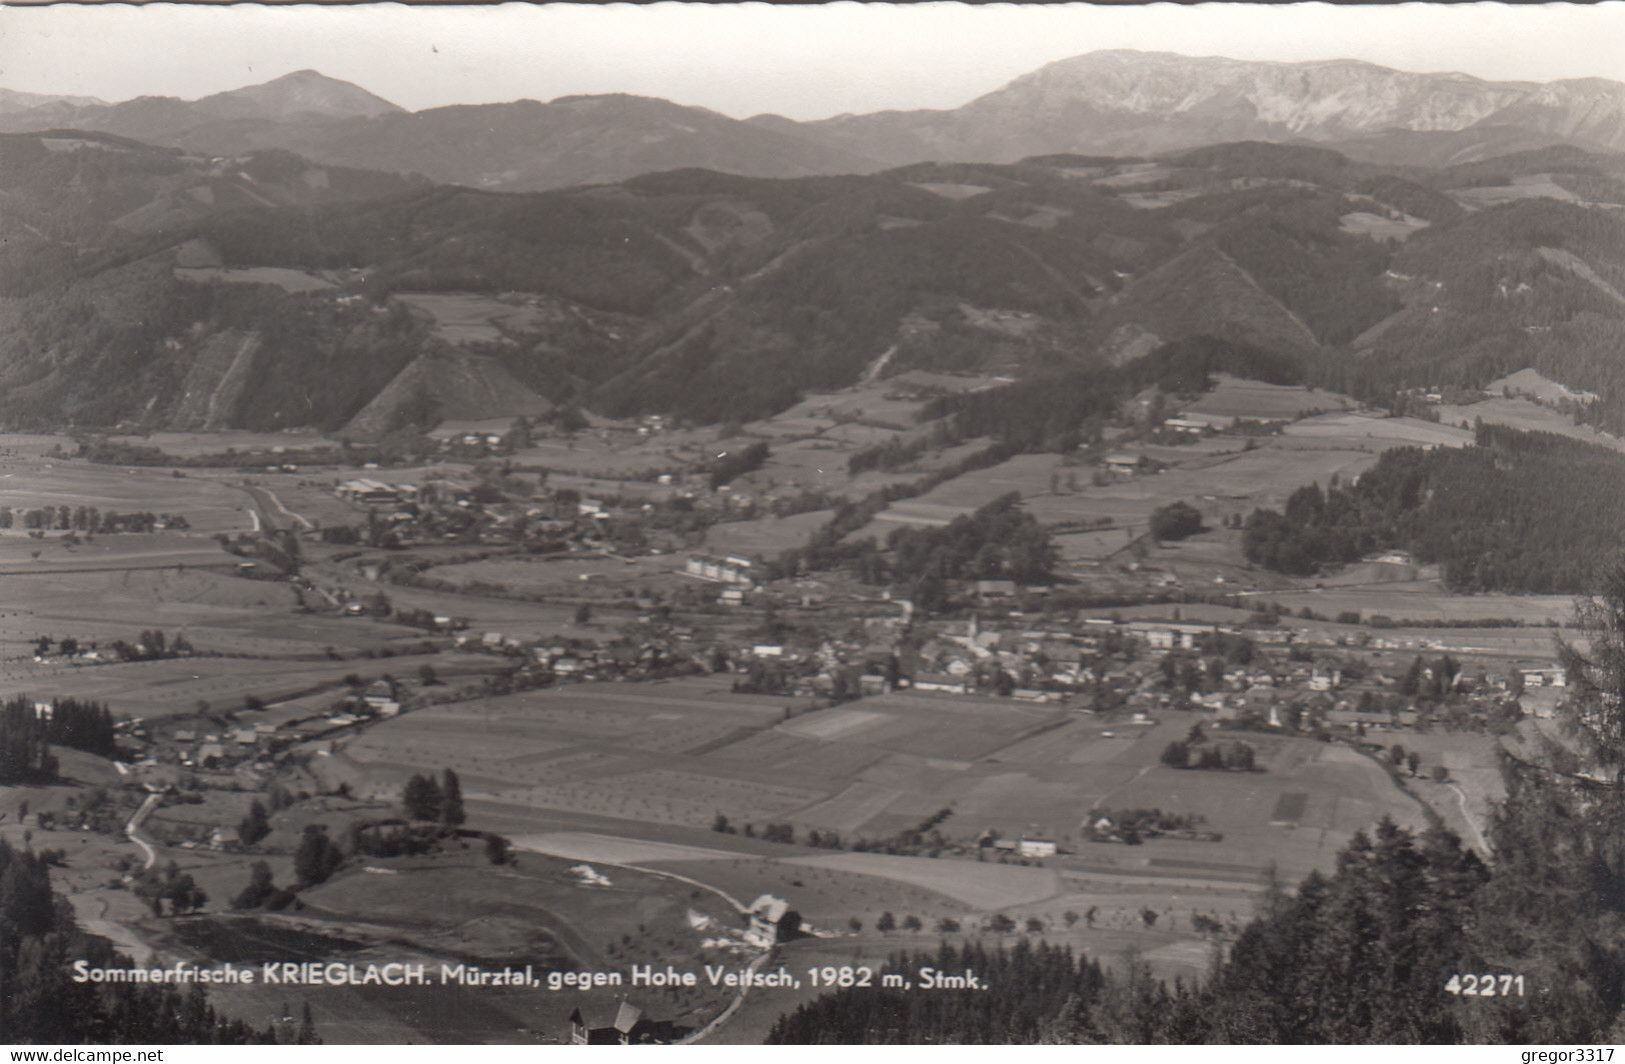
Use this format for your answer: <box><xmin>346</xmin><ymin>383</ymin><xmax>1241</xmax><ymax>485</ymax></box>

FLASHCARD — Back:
<box><xmin>2</xmin><ymin>2</ymin><xmax>1623</xmax><ymax>121</ymax></box>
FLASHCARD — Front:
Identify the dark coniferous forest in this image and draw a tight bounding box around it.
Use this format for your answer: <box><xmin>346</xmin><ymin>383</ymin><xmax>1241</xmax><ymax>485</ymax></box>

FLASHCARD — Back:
<box><xmin>0</xmin><ymin>840</ymin><xmax>286</xmax><ymax>1043</ymax></box>
<box><xmin>1242</xmin><ymin>425</ymin><xmax>1625</xmax><ymax>592</ymax></box>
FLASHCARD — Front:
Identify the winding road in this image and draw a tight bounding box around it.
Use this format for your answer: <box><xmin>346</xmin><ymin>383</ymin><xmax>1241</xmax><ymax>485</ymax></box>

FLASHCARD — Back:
<box><xmin>125</xmin><ymin>793</ymin><xmax>160</xmax><ymax>871</ymax></box>
<box><xmin>1446</xmin><ymin>782</ymin><xmax>1491</xmax><ymax>854</ymax></box>
<box><xmin>511</xmin><ymin>839</ymin><xmax>771</xmax><ymax>1045</ymax></box>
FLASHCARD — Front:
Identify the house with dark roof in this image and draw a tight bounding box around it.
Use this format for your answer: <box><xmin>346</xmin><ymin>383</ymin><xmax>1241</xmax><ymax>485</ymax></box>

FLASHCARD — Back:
<box><xmin>567</xmin><ymin>1001</ymin><xmax>675</xmax><ymax>1045</ymax></box>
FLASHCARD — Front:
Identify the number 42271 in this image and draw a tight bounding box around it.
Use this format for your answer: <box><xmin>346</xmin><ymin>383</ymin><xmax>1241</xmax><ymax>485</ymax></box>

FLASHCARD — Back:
<box><xmin>1446</xmin><ymin>974</ymin><xmax>1525</xmax><ymax>997</ymax></box>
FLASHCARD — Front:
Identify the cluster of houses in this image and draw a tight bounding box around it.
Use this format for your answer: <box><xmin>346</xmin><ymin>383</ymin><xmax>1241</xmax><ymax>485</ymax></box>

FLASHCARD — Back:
<box><xmin>123</xmin><ymin>679</ymin><xmax>407</xmax><ymax>779</ymax></box>
<box><xmin>891</xmin><ymin>611</ymin><xmax>1560</xmax><ymax>733</ymax></box>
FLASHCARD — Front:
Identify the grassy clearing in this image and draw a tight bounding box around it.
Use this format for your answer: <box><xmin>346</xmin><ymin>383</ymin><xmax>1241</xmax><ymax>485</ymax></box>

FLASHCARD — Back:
<box><xmin>103</xmin><ymin>431</ymin><xmax>334</xmax><ymax>457</ymax></box>
<box><xmin>344</xmin><ymin>682</ymin><xmax>1423</xmax><ymax>913</ymax></box>
<box><xmin>3</xmin><ymin>565</ymin><xmax>434</xmax><ymax>666</ymax></box>
<box><xmin>1182</xmin><ymin>375</ymin><xmax>1359</xmax><ymax>421</ymax></box>
<box><xmin>174</xmin><ymin>267</ymin><xmax>335</xmax><ymax>292</ymax></box>
<box><xmin>0</xmin><ymin>460</ymin><xmax>258</xmax><ymax>535</ymax></box>
<box><xmin>704</xmin><ymin>510</ymin><xmax>833</xmax><ymax>559</ymax></box>
<box><xmin>1435</xmin><ymin>397</ymin><xmax>1625</xmax><ymax>454</ymax></box>
<box><xmin>1260</xmin><ymin>586</ymin><xmax>1574</xmax><ymax>625</ymax></box>
<box><xmin>0</xmin><ymin>654</ymin><xmax>436</xmax><ymax>720</ymax></box>
<box><xmin>396</xmin><ymin>292</ymin><xmax>555</xmax><ymax>346</ymax></box>
<box><xmin>425</xmin><ymin>552</ymin><xmax>680</xmax><ymax>597</ymax></box>
<box><xmin>1452</xmin><ymin>174</ymin><xmax>1580</xmax><ymax>208</ymax></box>
<box><xmin>1282</xmin><ymin>413</ymin><xmax>1473</xmax><ymax>448</ymax></box>
<box><xmin>1339</xmin><ymin>211</ymin><xmax>1428</xmax><ymax>242</ymax></box>
<box><xmin>0</xmin><ymin>534</ymin><xmax>235</xmax><ymax>573</ymax></box>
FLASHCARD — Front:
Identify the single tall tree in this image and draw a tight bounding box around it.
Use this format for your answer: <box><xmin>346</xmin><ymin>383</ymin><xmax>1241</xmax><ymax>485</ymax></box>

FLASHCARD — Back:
<box><xmin>440</xmin><ymin>768</ymin><xmax>465</xmax><ymax>828</ymax></box>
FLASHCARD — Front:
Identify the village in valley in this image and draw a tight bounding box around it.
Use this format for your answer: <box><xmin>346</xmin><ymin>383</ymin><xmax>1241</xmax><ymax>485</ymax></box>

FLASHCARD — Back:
<box><xmin>0</xmin><ymin>366</ymin><xmax>1592</xmax><ymax>1043</ymax></box>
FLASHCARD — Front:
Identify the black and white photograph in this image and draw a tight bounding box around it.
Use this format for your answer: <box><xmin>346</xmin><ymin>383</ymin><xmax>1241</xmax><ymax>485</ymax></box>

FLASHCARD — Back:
<box><xmin>2</xmin><ymin>0</ymin><xmax>1625</xmax><ymax>1047</ymax></box>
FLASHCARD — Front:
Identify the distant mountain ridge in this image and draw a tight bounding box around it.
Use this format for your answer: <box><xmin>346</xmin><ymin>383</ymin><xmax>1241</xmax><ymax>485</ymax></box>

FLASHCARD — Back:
<box><xmin>0</xmin><ymin>87</ymin><xmax>106</xmax><ymax>115</ymax></box>
<box><xmin>191</xmin><ymin>69</ymin><xmax>403</xmax><ymax>121</ymax></box>
<box><xmin>0</xmin><ymin>73</ymin><xmax>879</xmax><ymax>190</ymax></box>
<box><xmin>3</xmin><ymin>51</ymin><xmax>1622</xmax><ymax>190</ymax></box>
<box><xmin>767</xmin><ymin>50</ymin><xmax>1625</xmax><ymax>167</ymax></box>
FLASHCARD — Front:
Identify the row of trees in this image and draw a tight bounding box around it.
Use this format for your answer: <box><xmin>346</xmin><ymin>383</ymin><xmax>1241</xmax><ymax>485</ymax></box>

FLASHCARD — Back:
<box><xmin>0</xmin><ymin>506</ymin><xmax>188</xmax><ymax>533</ymax></box>
<box><xmin>1159</xmin><ymin>739</ymin><xmax>1258</xmax><ymax>772</ymax></box>
<box><xmin>0</xmin><ymin>697</ymin><xmax>59</xmax><ymax>783</ymax></box>
<box><xmin>31</xmin><ymin>697</ymin><xmax>118</xmax><ymax>759</ymax></box>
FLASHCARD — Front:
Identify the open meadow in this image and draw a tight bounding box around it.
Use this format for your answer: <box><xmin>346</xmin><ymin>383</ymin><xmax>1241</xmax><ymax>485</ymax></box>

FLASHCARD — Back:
<box><xmin>174</xmin><ymin>266</ymin><xmax>336</xmax><ymax>292</ymax></box>
<box><xmin>340</xmin><ymin>679</ymin><xmax>1424</xmax><ymax>918</ymax></box>
<box><xmin>1259</xmin><ymin>585</ymin><xmax>1575</xmax><ymax>627</ymax></box>
<box><xmin>0</xmin><ymin>653</ymin><xmax>458</xmax><ymax>720</ymax></box>
<box><xmin>853</xmin><ymin>409</ymin><xmax>1471</xmax><ymax>547</ymax></box>
<box><xmin>1450</xmin><ymin>173</ymin><xmax>1582</xmax><ymax>208</ymax></box>
<box><xmin>1181</xmin><ymin>375</ymin><xmax>1359</xmax><ymax>422</ymax></box>
<box><xmin>0</xmin><ymin>532</ymin><xmax>236</xmax><ymax>573</ymax></box>
<box><xmin>704</xmin><ymin>511</ymin><xmax>833</xmax><ymax>559</ymax></box>
<box><xmin>4</xmin><ymin>565</ymin><xmax>438</xmax><ymax>660</ymax></box>
<box><xmin>423</xmin><ymin>551</ymin><xmax>687</xmax><ymax>599</ymax></box>
<box><xmin>0</xmin><ymin>457</ymin><xmax>259</xmax><ymax>535</ymax></box>
<box><xmin>1435</xmin><ymin>396</ymin><xmax>1625</xmax><ymax>454</ymax></box>
<box><xmin>102</xmin><ymin>429</ymin><xmax>334</xmax><ymax>457</ymax></box>
<box><xmin>396</xmin><ymin>291</ymin><xmax>556</xmax><ymax>345</ymax></box>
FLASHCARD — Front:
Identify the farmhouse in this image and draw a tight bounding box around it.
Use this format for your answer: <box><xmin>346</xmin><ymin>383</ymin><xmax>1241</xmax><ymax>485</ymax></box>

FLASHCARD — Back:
<box><xmin>1520</xmin><ymin>667</ymin><xmax>1567</xmax><ymax>688</ymax></box>
<box><xmin>912</xmin><ymin>673</ymin><xmax>970</xmax><ymax>695</ymax></box>
<box><xmin>1018</xmin><ymin>835</ymin><xmax>1058</xmax><ymax>859</ymax></box>
<box><xmin>1012</xmin><ymin>689</ymin><xmax>1061</xmax><ymax>704</ymax></box>
<box><xmin>975</xmin><ymin>579</ymin><xmax>1018</xmax><ymax>600</ymax></box>
<box><xmin>858</xmin><ymin>674</ymin><xmax>890</xmax><ymax>696</ymax></box>
<box><xmin>1105</xmin><ymin>453</ymin><xmax>1142</xmax><ymax>476</ymax></box>
<box><xmin>567</xmin><ymin>1002</ymin><xmax>672</xmax><ymax>1045</ymax></box>
<box><xmin>684</xmin><ymin>554</ymin><xmax>754</xmax><ymax>585</ymax></box>
<box><xmin>336</xmin><ymin>479</ymin><xmax>403</xmax><ymax>505</ymax></box>
<box><xmin>1162</xmin><ymin>417</ymin><xmax>1209</xmax><ymax>435</ymax></box>
<box><xmin>743</xmin><ymin>894</ymin><xmax>793</xmax><ymax>949</ymax></box>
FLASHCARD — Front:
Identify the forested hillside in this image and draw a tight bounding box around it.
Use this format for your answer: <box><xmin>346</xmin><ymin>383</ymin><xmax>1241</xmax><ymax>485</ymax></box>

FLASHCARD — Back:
<box><xmin>2</xmin><ymin>129</ymin><xmax>1623</xmax><ymax>432</ymax></box>
<box><xmin>920</xmin><ymin>335</ymin><xmax>1301</xmax><ymax>453</ymax></box>
<box><xmin>0</xmin><ymin>131</ymin><xmax>427</xmax><ymax>296</ymax></box>
<box><xmin>1242</xmin><ymin>425</ymin><xmax>1625</xmax><ymax>593</ymax></box>
<box><xmin>0</xmin><ymin>839</ymin><xmax>286</xmax><ymax>1043</ymax></box>
<box><xmin>1332</xmin><ymin>199</ymin><xmax>1625</xmax><ymax>427</ymax></box>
